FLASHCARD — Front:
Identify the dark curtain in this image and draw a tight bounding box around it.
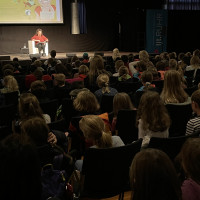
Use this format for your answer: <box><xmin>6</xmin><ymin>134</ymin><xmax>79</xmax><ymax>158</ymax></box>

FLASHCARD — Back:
<box><xmin>167</xmin><ymin>0</ymin><xmax>200</xmax><ymax>10</ymax></box>
<box><xmin>78</xmin><ymin>0</ymin><xmax>87</xmax><ymax>34</ymax></box>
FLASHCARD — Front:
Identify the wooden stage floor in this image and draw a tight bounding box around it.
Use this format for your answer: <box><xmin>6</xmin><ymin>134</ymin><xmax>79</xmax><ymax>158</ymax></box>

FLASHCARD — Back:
<box><xmin>0</xmin><ymin>51</ymin><xmax>138</xmax><ymax>61</ymax></box>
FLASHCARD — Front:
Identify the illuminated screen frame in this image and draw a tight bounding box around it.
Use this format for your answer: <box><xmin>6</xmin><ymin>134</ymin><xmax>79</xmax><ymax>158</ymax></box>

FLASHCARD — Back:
<box><xmin>0</xmin><ymin>0</ymin><xmax>64</xmax><ymax>24</ymax></box>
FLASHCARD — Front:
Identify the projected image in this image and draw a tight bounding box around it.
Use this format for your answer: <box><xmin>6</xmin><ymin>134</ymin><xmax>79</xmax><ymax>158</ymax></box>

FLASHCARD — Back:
<box><xmin>0</xmin><ymin>0</ymin><xmax>63</xmax><ymax>24</ymax></box>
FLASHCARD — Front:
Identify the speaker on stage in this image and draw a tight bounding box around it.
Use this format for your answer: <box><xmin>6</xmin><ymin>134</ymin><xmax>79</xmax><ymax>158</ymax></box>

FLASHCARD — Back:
<box><xmin>29</xmin><ymin>54</ymin><xmax>40</xmax><ymax>59</ymax></box>
<box><xmin>94</xmin><ymin>52</ymin><xmax>104</xmax><ymax>57</ymax></box>
<box><xmin>0</xmin><ymin>56</ymin><xmax>11</xmax><ymax>60</ymax></box>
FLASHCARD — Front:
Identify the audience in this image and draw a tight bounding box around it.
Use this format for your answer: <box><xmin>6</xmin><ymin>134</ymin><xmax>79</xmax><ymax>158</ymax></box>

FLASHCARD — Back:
<box><xmin>2</xmin><ymin>49</ymin><xmax>200</xmax><ymax>200</ymax></box>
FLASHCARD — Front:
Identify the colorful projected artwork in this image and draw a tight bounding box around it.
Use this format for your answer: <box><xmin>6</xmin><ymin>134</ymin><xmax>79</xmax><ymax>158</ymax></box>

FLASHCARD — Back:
<box><xmin>0</xmin><ymin>0</ymin><xmax>63</xmax><ymax>24</ymax></box>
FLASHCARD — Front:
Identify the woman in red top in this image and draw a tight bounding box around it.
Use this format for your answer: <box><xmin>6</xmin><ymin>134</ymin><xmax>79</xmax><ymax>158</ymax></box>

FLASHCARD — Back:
<box><xmin>31</xmin><ymin>28</ymin><xmax>48</xmax><ymax>56</ymax></box>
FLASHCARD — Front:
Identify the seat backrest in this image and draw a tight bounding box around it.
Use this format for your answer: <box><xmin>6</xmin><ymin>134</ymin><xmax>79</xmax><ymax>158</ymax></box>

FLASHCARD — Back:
<box><xmin>116</xmin><ymin>81</ymin><xmax>142</xmax><ymax>94</ymax></box>
<box><xmin>166</xmin><ymin>103</ymin><xmax>193</xmax><ymax>137</ymax></box>
<box><xmin>147</xmin><ymin>133</ymin><xmax>199</xmax><ymax>161</ymax></box>
<box><xmin>0</xmin><ymin>104</ymin><xmax>17</xmax><ymax>127</ymax></box>
<box><xmin>100</xmin><ymin>95</ymin><xmax>114</xmax><ymax>113</ymax></box>
<box><xmin>40</xmin><ymin>99</ymin><xmax>59</xmax><ymax>122</ymax></box>
<box><xmin>61</xmin><ymin>98</ymin><xmax>77</xmax><ymax>128</ymax></box>
<box><xmin>4</xmin><ymin>91</ymin><xmax>19</xmax><ymax>106</ymax></box>
<box><xmin>116</xmin><ymin>109</ymin><xmax>138</xmax><ymax>144</ymax></box>
<box><xmin>47</xmin><ymin>118</ymin><xmax>68</xmax><ymax>132</ymax></box>
<box><xmin>81</xmin><ymin>138</ymin><xmax>142</xmax><ymax>199</ymax></box>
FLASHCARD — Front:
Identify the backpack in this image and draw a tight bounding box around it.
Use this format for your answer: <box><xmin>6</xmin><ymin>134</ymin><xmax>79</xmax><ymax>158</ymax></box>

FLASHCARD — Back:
<box><xmin>41</xmin><ymin>154</ymin><xmax>73</xmax><ymax>200</ymax></box>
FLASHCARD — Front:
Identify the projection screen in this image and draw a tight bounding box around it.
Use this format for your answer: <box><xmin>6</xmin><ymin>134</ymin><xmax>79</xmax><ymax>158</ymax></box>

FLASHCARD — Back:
<box><xmin>0</xmin><ymin>0</ymin><xmax>63</xmax><ymax>24</ymax></box>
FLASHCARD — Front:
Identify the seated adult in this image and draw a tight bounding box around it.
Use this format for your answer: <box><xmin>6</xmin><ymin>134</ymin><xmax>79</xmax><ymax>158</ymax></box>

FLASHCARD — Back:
<box><xmin>31</xmin><ymin>28</ymin><xmax>48</xmax><ymax>57</ymax></box>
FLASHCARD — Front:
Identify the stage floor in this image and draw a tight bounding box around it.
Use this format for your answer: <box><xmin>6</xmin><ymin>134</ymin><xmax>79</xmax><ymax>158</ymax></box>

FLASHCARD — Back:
<box><xmin>0</xmin><ymin>51</ymin><xmax>137</xmax><ymax>61</ymax></box>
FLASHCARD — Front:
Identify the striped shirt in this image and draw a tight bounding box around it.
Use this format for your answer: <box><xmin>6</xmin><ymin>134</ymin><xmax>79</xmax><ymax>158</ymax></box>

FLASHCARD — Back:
<box><xmin>186</xmin><ymin>116</ymin><xmax>200</xmax><ymax>135</ymax></box>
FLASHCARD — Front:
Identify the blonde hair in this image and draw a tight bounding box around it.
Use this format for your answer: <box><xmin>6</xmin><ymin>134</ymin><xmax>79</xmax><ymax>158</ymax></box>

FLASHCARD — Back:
<box><xmin>113</xmin><ymin>92</ymin><xmax>134</xmax><ymax>117</ymax></box>
<box><xmin>79</xmin><ymin>115</ymin><xmax>112</xmax><ymax>148</ymax></box>
<box><xmin>161</xmin><ymin>70</ymin><xmax>188</xmax><ymax>104</ymax></box>
<box><xmin>3</xmin><ymin>75</ymin><xmax>19</xmax><ymax>92</ymax></box>
<box><xmin>190</xmin><ymin>55</ymin><xmax>200</xmax><ymax>68</ymax></box>
<box><xmin>54</xmin><ymin>73</ymin><xmax>65</xmax><ymax>86</ymax></box>
<box><xmin>112</xmin><ymin>48</ymin><xmax>121</xmax><ymax>61</ymax></box>
<box><xmin>97</xmin><ymin>73</ymin><xmax>110</xmax><ymax>94</ymax></box>
<box><xmin>139</xmin><ymin>50</ymin><xmax>149</xmax><ymax>62</ymax></box>
<box><xmin>78</xmin><ymin>65</ymin><xmax>89</xmax><ymax>75</ymax></box>
<box><xmin>73</xmin><ymin>90</ymin><xmax>100</xmax><ymax>113</ymax></box>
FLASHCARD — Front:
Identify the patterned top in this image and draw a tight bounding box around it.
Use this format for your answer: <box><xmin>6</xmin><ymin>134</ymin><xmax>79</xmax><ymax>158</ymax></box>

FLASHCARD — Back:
<box><xmin>186</xmin><ymin>115</ymin><xmax>200</xmax><ymax>135</ymax></box>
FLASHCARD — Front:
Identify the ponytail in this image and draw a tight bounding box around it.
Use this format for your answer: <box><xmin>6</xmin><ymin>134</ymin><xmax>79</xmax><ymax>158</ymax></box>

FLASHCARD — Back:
<box><xmin>96</xmin><ymin>131</ymin><xmax>112</xmax><ymax>148</ymax></box>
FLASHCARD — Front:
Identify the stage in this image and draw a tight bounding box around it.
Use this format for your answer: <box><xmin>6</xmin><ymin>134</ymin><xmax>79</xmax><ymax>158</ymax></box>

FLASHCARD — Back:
<box><xmin>0</xmin><ymin>51</ymin><xmax>137</xmax><ymax>61</ymax></box>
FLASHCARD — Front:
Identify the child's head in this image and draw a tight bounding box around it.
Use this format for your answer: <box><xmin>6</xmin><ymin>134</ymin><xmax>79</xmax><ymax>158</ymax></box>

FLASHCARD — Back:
<box><xmin>78</xmin><ymin>64</ymin><xmax>89</xmax><ymax>75</ymax></box>
<box><xmin>97</xmin><ymin>73</ymin><xmax>109</xmax><ymax>88</ymax></box>
<box><xmin>191</xmin><ymin>89</ymin><xmax>200</xmax><ymax>112</ymax></box>
<box><xmin>73</xmin><ymin>90</ymin><xmax>100</xmax><ymax>113</ymax></box>
<box><xmin>113</xmin><ymin>92</ymin><xmax>134</xmax><ymax>116</ymax></box>
<box><xmin>3</xmin><ymin>75</ymin><xmax>19</xmax><ymax>91</ymax></box>
<box><xmin>79</xmin><ymin>115</ymin><xmax>112</xmax><ymax>148</ymax></box>
<box><xmin>21</xmin><ymin>117</ymin><xmax>49</xmax><ymax>146</ymax></box>
<box><xmin>53</xmin><ymin>73</ymin><xmax>65</xmax><ymax>86</ymax></box>
<box><xmin>130</xmin><ymin>148</ymin><xmax>181</xmax><ymax>200</ymax></box>
<box><xmin>141</xmin><ymin>70</ymin><xmax>153</xmax><ymax>84</ymax></box>
<box><xmin>180</xmin><ymin>137</ymin><xmax>200</xmax><ymax>184</ymax></box>
<box><xmin>137</xmin><ymin>91</ymin><xmax>170</xmax><ymax>131</ymax></box>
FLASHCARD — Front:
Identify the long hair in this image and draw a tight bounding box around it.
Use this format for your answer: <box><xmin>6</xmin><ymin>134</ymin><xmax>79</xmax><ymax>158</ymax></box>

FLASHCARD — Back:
<box><xmin>136</xmin><ymin>91</ymin><xmax>170</xmax><ymax>132</ymax></box>
<box><xmin>88</xmin><ymin>55</ymin><xmax>107</xmax><ymax>85</ymax></box>
<box><xmin>3</xmin><ymin>75</ymin><xmax>19</xmax><ymax>92</ymax></box>
<box><xmin>130</xmin><ymin>148</ymin><xmax>182</xmax><ymax>200</ymax></box>
<box><xmin>180</xmin><ymin>137</ymin><xmax>200</xmax><ymax>184</ymax></box>
<box><xmin>160</xmin><ymin>70</ymin><xmax>188</xmax><ymax>104</ymax></box>
<box><xmin>113</xmin><ymin>92</ymin><xmax>134</xmax><ymax>117</ymax></box>
<box><xmin>96</xmin><ymin>73</ymin><xmax>110</xmax><ymax>94</ymax></box>
<box><xmin>73</xmin><ymin>90</ymin><xmax>100</xmax><ymax>113</ymax></box>
<box><xmin>140</xmin><ymin>71</ymin><xmax>153</xmax><ymax>90</ymax></box>
<box><xmin>19</xmin><ymin>93</ymin><xmax>44</xmax><ymax>120</ymax></box>
<box><xmin>79</xmin><ymin>115</ymin><xmax>112</xmax><ymax>148</ymax></box>
<box><xmin>139</xmin><ymin>50</ymin><xmax>149</xmax><ymax>63</ymax></box>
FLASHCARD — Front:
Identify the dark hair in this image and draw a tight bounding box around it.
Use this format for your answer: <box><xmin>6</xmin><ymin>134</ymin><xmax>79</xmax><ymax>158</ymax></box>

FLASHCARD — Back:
<box><xmin>21</xmin><ymin>117</ymin><xmax>49</xmax><ymax>146</ymax></box>
<box><xmin>191</xmin><ymin>89</ymin><xmax>200</xmax><ymax>107</ymax></box>
<box><xmin>130</xmin><ymin>148</ymin><xmax>181</xmax><ymax>200</ymax></box>
<box><xmin>50</xmin><ymin>50</ymin><xmax>56</xmax><ymax>58</ymax></box>
<box><xmin>180</xmin><ymin>137</ymin><xmax>200</xmax><ymax>184</ymax></box>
